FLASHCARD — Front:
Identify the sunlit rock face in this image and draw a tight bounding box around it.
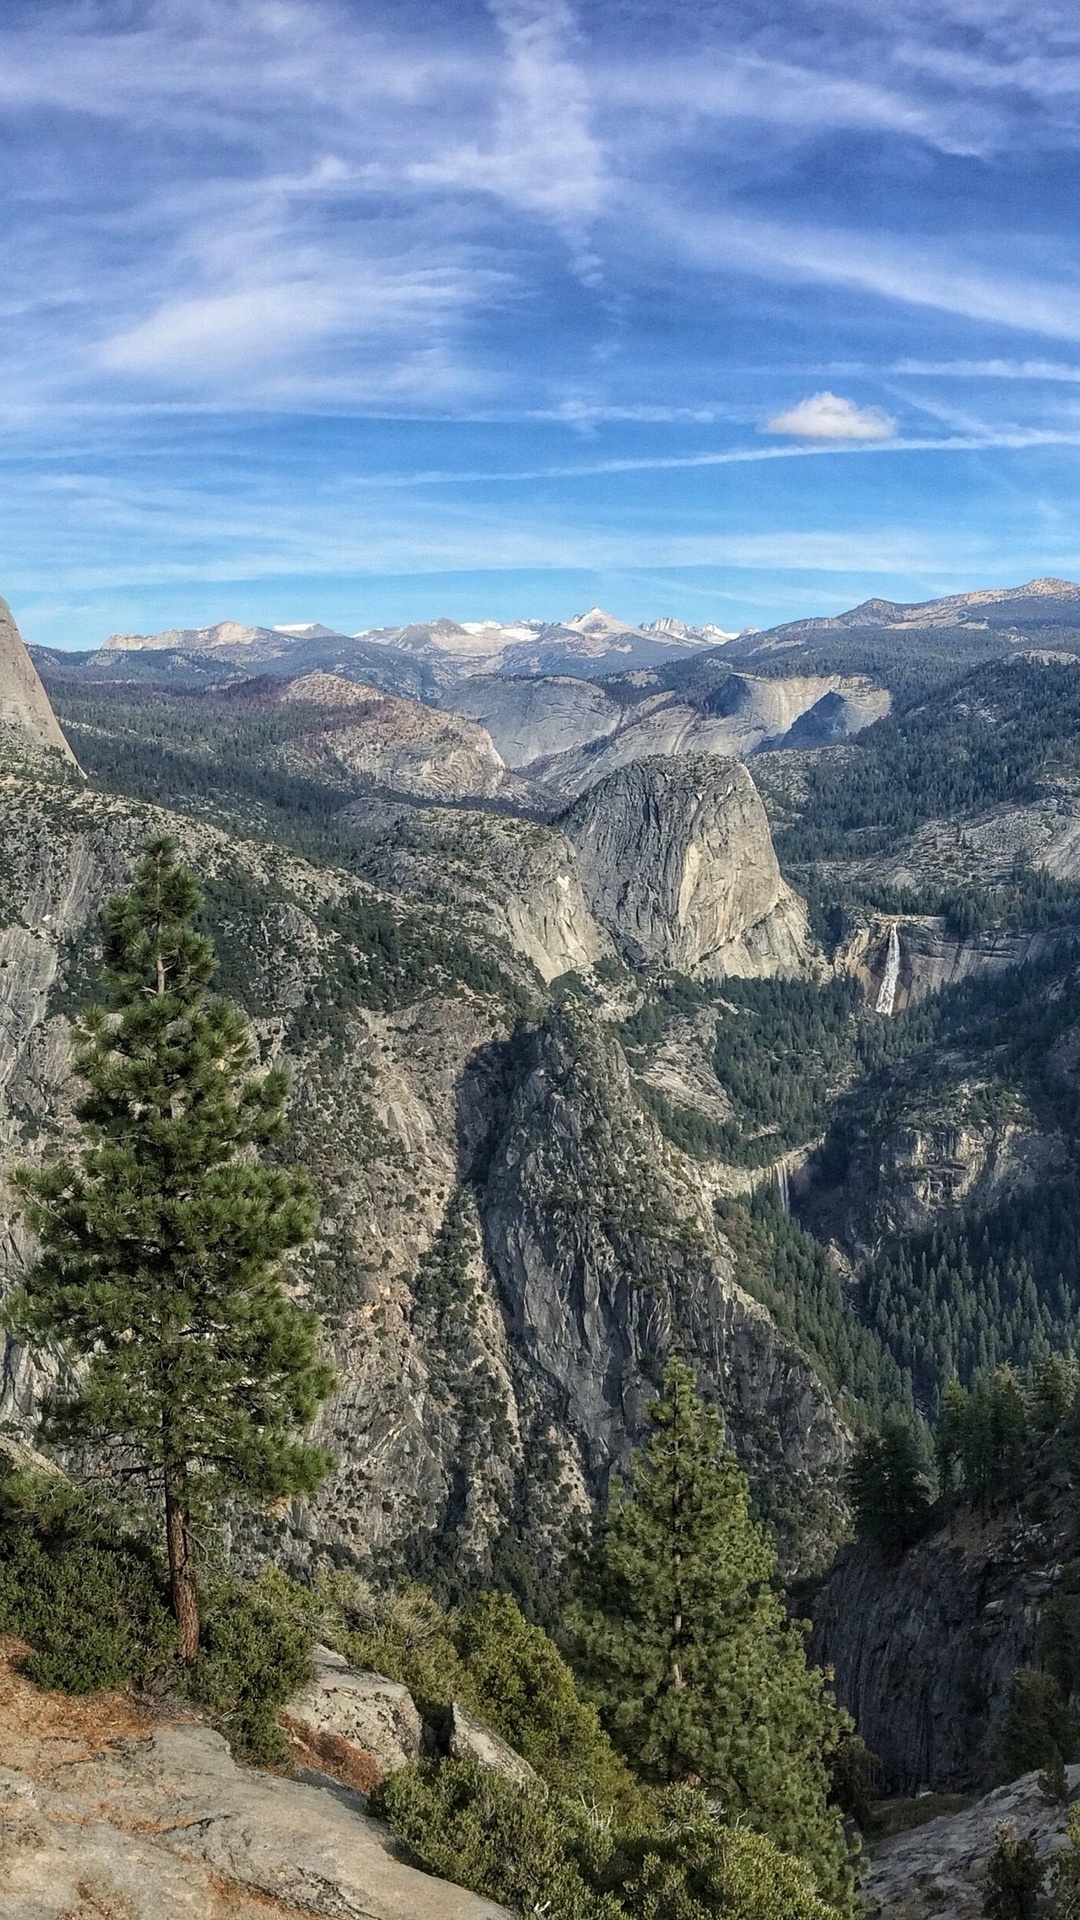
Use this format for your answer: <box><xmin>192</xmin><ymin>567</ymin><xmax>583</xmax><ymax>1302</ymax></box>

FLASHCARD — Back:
<box><xmin>560</xmin><ymin>755</ymin><xmax>811</xmax><ymax>979</ymax></box>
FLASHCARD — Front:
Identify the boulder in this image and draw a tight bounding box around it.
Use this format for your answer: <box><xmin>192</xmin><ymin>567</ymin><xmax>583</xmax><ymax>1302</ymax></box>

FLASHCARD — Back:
<box><xmin>447</xmin><ymin>1701</ymin><xmax>538</xmax><ymax>1787</ymax></box>
<box><xmin>281</xmin><ymin>1644</ymin><xmax>424</xmax><ymax>1794</ymax></box>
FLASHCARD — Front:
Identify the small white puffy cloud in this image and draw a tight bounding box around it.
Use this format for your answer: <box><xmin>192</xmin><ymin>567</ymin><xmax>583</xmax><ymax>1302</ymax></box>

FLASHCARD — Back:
<box><xmin>762</xmin><ymin>391</ymin><xmax>896</xmax><ymax>440</ymax></box>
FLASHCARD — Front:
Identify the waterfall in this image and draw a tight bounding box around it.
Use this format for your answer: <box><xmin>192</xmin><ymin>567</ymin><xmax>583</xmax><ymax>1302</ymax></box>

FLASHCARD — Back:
<box><xmin>875</xmin><ymin>922</ymin><xmax>901</xmax><ymax>1017</ymax></box>
<box><xmin>774</xmin><ymin>1160</ymin><xmax>790</xmax><ymax>1215</ymax></box>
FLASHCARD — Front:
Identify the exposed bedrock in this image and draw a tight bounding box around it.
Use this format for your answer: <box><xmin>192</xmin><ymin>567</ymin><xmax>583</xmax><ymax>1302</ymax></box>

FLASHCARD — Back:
<box><xmin>811</xmin><ymin>1481</ymin><xmax>1073</xmax><ymax>1794</ymax></box>
<box><xmin>560</xmin><ymin>754</ymin><xmax>812</xmax><ymax>979</ymax></box>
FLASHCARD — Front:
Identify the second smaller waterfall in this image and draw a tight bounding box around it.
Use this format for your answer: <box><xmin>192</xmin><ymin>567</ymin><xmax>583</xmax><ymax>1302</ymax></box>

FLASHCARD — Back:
<box><xmin>875</xmin><ymin>922</ymin><xmax>901</xmax><ymax>1017</ymax></box>
<box><xmin>774</xmin><ymin>1160</ymin><xmax>790</xmax><ymax>1215</ymax></box>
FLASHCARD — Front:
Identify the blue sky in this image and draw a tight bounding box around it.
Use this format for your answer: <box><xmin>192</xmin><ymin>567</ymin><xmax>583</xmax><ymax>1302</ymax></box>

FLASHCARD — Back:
<box><xmin>8</xmin><ymin>0</ymin><xmax>1080</xmax><ymax>646</ymax></box>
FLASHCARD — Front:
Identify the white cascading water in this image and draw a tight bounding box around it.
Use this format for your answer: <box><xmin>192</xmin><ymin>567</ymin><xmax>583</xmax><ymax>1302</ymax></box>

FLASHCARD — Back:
<box><xmin>875</xmin><ymin>921</ymin><xmax>901</xmax><ymax>1017</ymax></box>
<box><xmin>774</xmin><ymin>1160</ymin><xmax>790</xmax><ymax>1215</ymax></box>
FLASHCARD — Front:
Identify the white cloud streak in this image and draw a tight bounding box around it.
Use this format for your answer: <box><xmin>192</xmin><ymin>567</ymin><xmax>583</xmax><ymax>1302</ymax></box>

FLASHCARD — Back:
<box><xmin>763</xmin><ymin>393</ymin><xmax>896</xmax><ymax>440</ymax></box>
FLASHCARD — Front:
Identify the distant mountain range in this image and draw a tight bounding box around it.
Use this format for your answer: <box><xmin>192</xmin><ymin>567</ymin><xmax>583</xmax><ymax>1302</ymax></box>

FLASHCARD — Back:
<box><xmin>85</xmin><ymin>606</ymin><xmax>736</xmax><ymax>689</ymax></box>
<box><xmin>34</xmin><ymin>578</ymin><xmax>1080</xmax><ymax>696</ymax></box>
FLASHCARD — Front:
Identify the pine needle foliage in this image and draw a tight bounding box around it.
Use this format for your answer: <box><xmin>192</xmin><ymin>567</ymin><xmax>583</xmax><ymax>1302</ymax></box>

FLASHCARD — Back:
<box><xmin>566</xmin><ymin>1359</ymin><xmax>855</xmax><ymax>1911</ymax></box>
<box><xmin>5</xmin><ymin>836</ymin><xmax>335</xmax><ymax>1656</ymax></box>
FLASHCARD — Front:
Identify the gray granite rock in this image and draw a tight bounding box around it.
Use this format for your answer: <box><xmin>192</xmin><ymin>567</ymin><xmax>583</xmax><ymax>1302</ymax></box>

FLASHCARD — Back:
<box><xmin>447</xmin><ymin>1702</ymin><xmax>538</xmax><ymax>1787</ymax></box>
<box><xmin>282</xmin><ymin>1643</ymin><xmax>424</xmax><ymax>1792</ymax></box>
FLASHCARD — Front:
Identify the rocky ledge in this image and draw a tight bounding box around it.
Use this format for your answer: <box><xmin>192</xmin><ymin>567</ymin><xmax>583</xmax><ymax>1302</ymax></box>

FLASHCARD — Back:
<box><xmin>0</xmin><ymin>1642</ymin><xmax>507</xmax><ymax>1920</ymax></box>
<box><xmin>863</xmin><ymin>1766</ymin><xmax>1080</xmax><ymax>1918</ymax></box>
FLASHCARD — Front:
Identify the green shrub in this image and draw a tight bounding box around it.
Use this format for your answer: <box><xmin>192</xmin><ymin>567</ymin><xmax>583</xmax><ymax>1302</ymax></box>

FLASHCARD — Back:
<box><xmin>999</xmin><ymin>1667</ymin><xmax>1075</xmax><ymax>1780</ymax></box>
<box><xmin>187</xmin><ymin>1568</ymin><xmax>315</xmax><ymax>1764</ymax></box>
<box><xmin>0</xmin><ymin>1469</ymin><xmax>173</xmax><ymax>1692</ymax></box>
<box><xmin>328</xmin><ymin>1576</ymin><xmax>475</xmax><ymax>1720</ymax></box>
<box><xmin>372</xmin><ymin>1759</ymin><xmax>621</xmax><ymax>1920</ymax></box>
<box><xmin>0</xmin><ymin>1467</ymin><xmax>314</xmax><ymax>1763</ymax></box>
<box><xmin>453</xmin><ymin>1591</ymin><xmax>643</xmax><ymax>1818</ymax></box>
<box><xmin>1047</xmin><ymin>1803</ymin><xmax>1080</xmax><ymax>1916</ymax></box>
<box><xmin>330</xmin><ymin>1576</ymin><xmax>640</xmax><ymax>1819</ymax></box>
<box><xmin>982</xmin><ymin>1823</ymin><xmax>1044</xmax><ymax>1920</ymax></box>
<box><xmin>614</xmin><ymin>1787</ymin><xmax>842</xmax><ymax>1920</ymax></box>
<box><xmin>374</xmin><ymin>1764</ymin><xmax>843</xmax><ymax>1920</ymax></box>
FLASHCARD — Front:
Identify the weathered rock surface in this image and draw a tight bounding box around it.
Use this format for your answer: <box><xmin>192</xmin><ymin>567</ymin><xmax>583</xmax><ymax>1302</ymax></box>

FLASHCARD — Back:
<box><xmin>811</xmin><ymin>1483</ymin><xmax>1073</xmax><ymax>1795</ymax></box>
<box><xmin>259</xmin><ymin>672</ymin><xmax>523</xmax><ymax>803</ymax></box>
<box><xmin>844</xmin><ymin>913</ymin><xmax>1080</xmax><ymax>1011</ymax></box>
<box><xmin>523</xmin><ymin>671</ymin><xmax>889</xmax><ymax>798</ymax></box>
<box><xmin>340</xmin><ymin>803</ymin><xmax>614</xmax><ymax>983</ymax></box>
<box><xmin>439</xmin><ymin>672</ymin><xmax>621</xmax><ymax>765</ymax></box>
<box><xmin>0</xmin><ymin>1648</ymin><xmax>507</xmax><ymax>1920</ymax></box>
<box><xmin>282</xmin><ymin>1645</ymin><xmax>424</xmax><ymax>1793</ymax></box>
<box><xmin>477</xmin><ymin>1009</ymin><xmax>848</xmax><ymax>1560</ymax></box>
<box><xmin>561</xmin><ymin>755</ymin><xmax>811</xmax><ymax>979</ymax></box>
<box><xmin>447</xmin><ymin>1702</ymin><xmax>538</xmax><ymax>1786</ymax></box>
<box><xmin>0</xmin><ymin>599</ymin><xmax>78</xmax><ymax>766</ymax></box>
<box><xmin>862</xmin><ymin>1766</ymin><xmax>1080</xmax><ymax>1919</ymax></box>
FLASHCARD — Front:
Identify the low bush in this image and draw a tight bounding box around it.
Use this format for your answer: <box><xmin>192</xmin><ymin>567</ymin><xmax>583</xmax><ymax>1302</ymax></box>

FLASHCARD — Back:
<box><xmin>452</xmin><ymin>1590</ymin><xmax>643</xmax><ymax>1817</ymax></box>
<box><xmin>0</xmin><ymin>1468</ymin><xmax>173</xmax><ymax>1691</ymax></box>
<box><xmin>373</xmin><ymin>1764</ymin><xmax>843</xmax><ymax>1920</ymax></box>
<box><xmin>999</xmin><ymin>1667</ymin><xmax>1075</xmax><ymax>1781</ymax></box>
<box><xmin>373</xmin><ymin>1759</ymin><xmax>620</xmax><ymax>1920</ymax></box>
<box><xmin>0</xmin><ymin>1466</ymin><xmax>314</xmax><ymax>1761</ymax></box>
<box><xmin>612</xmin><ymin>1787</ymin><xmax>843</xmax><ymax>1920</ymax></box>
<box><xmin>185</xmin><ymin>1568</ymin><xmax>315</xmax><ymax>1765</ymax></box>
<box><xmin>982</xmin><ymin>1823</ymin><xmax>1044</xmax><ymax>1920</ymax></box>
<box><xmin>330</xmin><ymin>1577</ymin><xmax>642</xmax><ymax>1819</ymax></box>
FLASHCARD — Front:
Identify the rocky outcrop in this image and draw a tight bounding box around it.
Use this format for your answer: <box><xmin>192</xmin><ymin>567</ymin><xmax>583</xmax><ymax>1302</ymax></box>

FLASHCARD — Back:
<box><xmin>282</xmin><ymin>1645</ymin><xmax>424</xmax><ymax>1793</ymax></box>
<box><xmin>477</xmin><ymin>1009</ymin><xmax>848</xmax><ymax>1560</ymax></box>
<box><xmin>447</xmin><ymin>1703</ymin><xmax>538</xmax><ymax>1786</ymax></box>
<box><xmin>0</xmin><ymin>599</ymin><xmax>78</xmax><ymax>767</ymax></box>
<box><xmin>811</xmin><ymin>1484</ymin><xmax>1074</xmax><ymax>1795</ymax></box>
<box><xmin>438</xmin><ymin>672</ymin><xmax>621</xmax><ymax>766</ymax></box>
<box><xmin>261</xmin><ymin>672</ymin><xmax>522</xmax><ymax>803</ymax></box>
<box><xmin>0</xmin><ymin>773</ymin><xmax>844</xmax><ymax>1592</ymax></box>
<box><xmin>523</xmin><ymin>671</ymin><xmax>889</xmax><ymax>798</ymax></box>
<box><xmin>342</xmin><ymin>804</ymin><xmax>614</xmax><ymax>983</ymax></box>
<box><xmin>561</xmin><ymin>755</ymin><xmax>811</xmax><ymax>979</ymax></box>
<box><xmin>843</xmin><ymin>914</ymin><xmax>1080</xmax><ymax>1011</ymax></box>
<box><xmin>862</xmin><ymin>1766</ymin><xmax>1080</xmax><ymax>1920</ymax></box>
<box><xmin>0</xmin><ymin>1646</ymin><xmax>506</xmax><ymax>1920</ymax></box>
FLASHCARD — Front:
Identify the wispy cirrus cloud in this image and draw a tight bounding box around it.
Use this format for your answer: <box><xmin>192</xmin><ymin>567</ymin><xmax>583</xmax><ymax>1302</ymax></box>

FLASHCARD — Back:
<box><xmin>5</xmin><ymin>0</ymin><xmax>1080</xmax><ymax>642</ymax></box>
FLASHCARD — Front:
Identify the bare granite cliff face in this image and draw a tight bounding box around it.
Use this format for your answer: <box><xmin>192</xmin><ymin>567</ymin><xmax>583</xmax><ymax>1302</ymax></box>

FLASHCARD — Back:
<box><xmin>338</xmin><ymin>803</ymin><xmax>614</xmax><ymax>984</ymax></box>
<box><xmin>811</xmin><ymin>1477</ymin><xmax>1074</xmax><ymax>1795</ymax></box>
<box><xmin>238</xmin><ymin>671</ymin><xmax>524</xmax><ymax>804</ymax></box>
<box><xmin>561</xmin><ymin>755</ymin><xmax>812</xmax><ymax>978</ymax></box>
<box><xmin>0</xmin><ymin>599</ymin><xmax>78</xmax><ymax>767</ymax></box>
<box><xmin>474</xmin><ymin>1009</ymin><xmax>847</xmax><ymax>1560</ymax></box>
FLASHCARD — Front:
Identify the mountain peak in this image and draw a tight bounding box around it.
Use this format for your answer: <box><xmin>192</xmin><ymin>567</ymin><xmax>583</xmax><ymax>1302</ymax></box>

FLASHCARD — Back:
<box><xmin>562</xmin><ymin>607</ymin><xmax>634</xmax><ymax>637</ymax></box>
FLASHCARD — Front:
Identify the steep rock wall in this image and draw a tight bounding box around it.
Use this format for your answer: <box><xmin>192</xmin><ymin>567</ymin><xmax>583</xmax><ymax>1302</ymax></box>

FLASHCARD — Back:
<box><xmin>561</xmin><ymin>755</ymin><xmax>811</xmax><ymax>979</ymax></box>
<box><xmin>0</xmin><ymin>774</ymin><xmax>844</xmax><ymax>1589</ymax></box>
<box><xmin>0</xmin><ymin>597</ymin><xmax>79</xmax><ymax>765</ymax></box>
<box><xmin>476</xmin><ymin>1010</ymin><xmax>847</xmax><ymax>1561</ymax></box>
<box><xmin>811</xmin><ymin>1487</ymin><xmax>1073</xmax><ymax>1794</ymax></box>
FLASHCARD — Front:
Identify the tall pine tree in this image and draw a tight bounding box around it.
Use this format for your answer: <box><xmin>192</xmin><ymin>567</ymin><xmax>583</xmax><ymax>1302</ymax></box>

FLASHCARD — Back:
<box><xmin>6</xmin><ymin>838</ymin><xmax>334</xmax><ymax>1657</ymax></box>
<box><xmin>567</xmin><ymin>1358</ymin><xmax>854</xmax><ymax>1912</ymax></box>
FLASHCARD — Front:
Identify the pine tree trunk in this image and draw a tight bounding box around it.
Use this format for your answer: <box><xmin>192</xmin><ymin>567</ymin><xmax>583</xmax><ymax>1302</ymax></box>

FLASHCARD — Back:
<box><xmin>164</xmin><ymin>1467</ymin><xmax>200</xmax><ymax>1660</ymax></box>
